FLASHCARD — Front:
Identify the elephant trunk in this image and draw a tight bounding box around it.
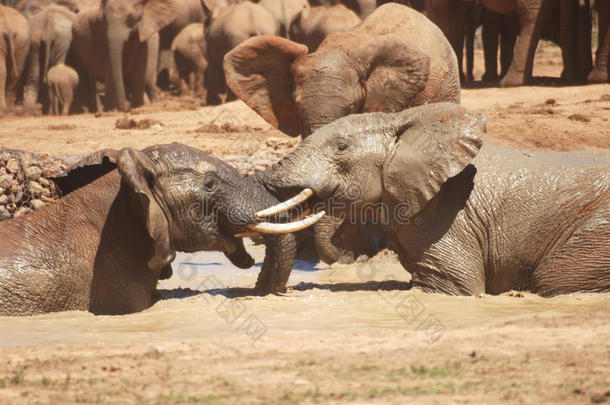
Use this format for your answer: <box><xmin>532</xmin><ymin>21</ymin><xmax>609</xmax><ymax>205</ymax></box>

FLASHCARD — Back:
<box><xmin>106</xmin><ymin>25</ymin><xmax>130</xmax><ymax>112</ymax></box>
<box><xmin>23</xmin><ymin>40</ymin><xmax>41</xmax><ymax>114</ymax></box>
<box><xmin>255</xmin><ymin>233</ymin><xmax>297</xmax><ymax>294</ymax></box>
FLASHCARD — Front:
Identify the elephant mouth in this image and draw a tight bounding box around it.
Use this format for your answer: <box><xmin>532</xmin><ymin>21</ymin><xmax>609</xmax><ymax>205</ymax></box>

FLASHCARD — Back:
<box><xmin>235</xmin><ymin>188</ymin><xmax>325</xmax><ymax>238</ymax></box>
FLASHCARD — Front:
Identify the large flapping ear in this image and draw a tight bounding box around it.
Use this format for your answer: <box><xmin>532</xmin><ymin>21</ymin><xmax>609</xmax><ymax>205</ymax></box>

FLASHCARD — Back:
<box><xmin>53</xmin><ymin>149</ymin><xmax>120</xmax><ymax>196</ymax></box>
<box><xmin>139</xmin><ymin>0</ymin><xmax>177</xmax><ymax>42</ymax></box>
<box><xmin>382</xmin><ymin>103</ymin><xmax>485</xmax><ymax>217</ymax></box>
<box><xmin>117</xmin><ymin>148</ymin><xmax>175</xmax><ymax>273</ymax></box>
<box><xmin>224</xmin><ymin>35</ymin><xmax>308</xmax><ymax>137</ymax></box>
<box><xmin>351</xmin><ymin>34</ymin><xmax>431</xmax><ymax>113</ymax></box>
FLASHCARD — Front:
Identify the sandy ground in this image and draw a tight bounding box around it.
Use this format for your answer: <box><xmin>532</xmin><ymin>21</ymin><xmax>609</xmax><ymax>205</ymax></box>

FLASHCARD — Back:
<box><xmin>0</xmin><ymin>44</ymin><xmax>609</xmax><ymax>404</ymax></box>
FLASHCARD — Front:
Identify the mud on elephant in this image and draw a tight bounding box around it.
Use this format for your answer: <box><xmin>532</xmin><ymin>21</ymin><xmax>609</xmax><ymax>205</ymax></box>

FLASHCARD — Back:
<box><xmin>0</xmin><ymin>143</ymin><xmax>321</xmax><ymax>316</ymax></box>
<box><xmin>255</xmin><ymin>103</ymin><xmax>610</xmax><ymax>296</ymax></box>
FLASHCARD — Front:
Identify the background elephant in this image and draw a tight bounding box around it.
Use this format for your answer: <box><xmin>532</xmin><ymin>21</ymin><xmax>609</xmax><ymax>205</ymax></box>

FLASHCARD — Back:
<box><xmin>22</xmin><ymin>4</ymin><xmax>75</xmax><ymax>114</ymax></box>
<box><xmin>0</xmin><ymin>143</ymin><xmax>305</xmax><ymax>316</ymax></box>
<box><xmin>46</xmin><ymin>61</ymin><xmax>78</xmax><ymax>114</ymax></box>
<box><xmin>588</xmin><ymin>0</ymin><xmax>609</xmax><ymax>83</ymax></box>
<box><xmin>259</xmin><ymin>0</ymin><xmax>309</xmax><ymax>39</ymax></box>
<box><xmin>203</xmin><ymin>1</ymin><xmax>278</xmax><ymax>105</ymax></box>
<box><xmin>226</xmin><ymin>3</ymin><xmax>459</xmax><ymax>264</ymax></box>
<box><xmin>308</xmin><ymin>0</ymin><xmax>375</xmax><ymax>19</ymax></box>
<box><xmin>16</xmin><ymin>0</ymin><xmax>94</xmax><ymax>17</ymax></box>
<box><xmin>170</xmin><ymin>22</ymin><xmax>207</xmax><ymax>97</ymax></box>
<box><xmin>289</xmin><ymin>4</ymin><xmax>361</xmax><ymax>52</ymax></box>
<box><xmin>482</xmin><ymin>0</ymin><xmax>592</xmax><ymax>86</ymax></box>
<box><xmin>155</xmin><ymin>0</ymin><xmax>205</xmax><ymax>89</ymax></box>
<box><xmin>256</xmin><ymin>103</ymin><xmax>610</xmax><ymax>297</ymax></box>
<box><xmin>71</xmin><ymin>0</ymin><xmax>174</xmax><ymax>112</ymax></box>
<box><xmin>480</xmin><ymin>6</ymin><xmax>517</xmax><ymax>82</ymax></box>
<box><xmin>0</xmin><ymin>4</ymin><xmax>29</xmax><ymax>115</ymax></box>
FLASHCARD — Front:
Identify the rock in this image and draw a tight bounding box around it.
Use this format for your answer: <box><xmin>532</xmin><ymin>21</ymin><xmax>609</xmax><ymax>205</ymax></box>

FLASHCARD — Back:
<box><xmin>13</xmin><ymin>206</ymin><xmax>31</xmax><ymax>218</ymax></box>
<box><xmin>0</xmin><ymin>195</ymin><xmax>7</xmax><ymax>205</ymax></box>
<box><xmin>0</xmin><ymin>152</ymin><xmax>10</xmax><ymax>164</ymax></box>
<box><xmin>6</xmin><ymin>159</ymin><xmax>20</xmax><ymax>174</ymax></box>
<box><xmin>9</xmin><ymin>189</ymin><xmax>23</xmax><ymax>204</ymax></box>
<box><xmin>0</xmin><ymin>208</ymin><xmax>10</xmax><ymax>220</ymax></box>
<box><xmin>0</xmin><ymin>175</ymin><xmax>11</xmax><ymax>189</ymax></box>
<box><xmin>30</xmin><ymin>199</ymin><xmax>45</xmax><ymax>210</ymax></box>
<box><xmin>6</xmin><ymin>203</ymin><xmax>16</xmax><ymax>213</ymax></box>
<box><xmin>28</xmin><ymin>181</ymin><xmax>44</xmax><ymax>197</ymax></box>
<box><xmin>38</xmin><ymin>177</ymin><xmax>50</xmax><ymax>187</ymax></box>
<box><xmin>24</xmin><ymin>165</ymin><xmax>42</xmax><ymax>181</ymax></box>
<box><xmin>0</xmin><ymin>167</ymin><xmax>6</xmax><ymax>176</ymax></box>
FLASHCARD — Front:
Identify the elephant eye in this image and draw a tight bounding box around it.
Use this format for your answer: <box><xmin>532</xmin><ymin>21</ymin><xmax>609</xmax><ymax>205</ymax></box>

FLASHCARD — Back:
<box><xmin>203</xmin><ymin>175</ymin><xmax>218</xmax><ymax>192</ymax></box>
<box><xmin>337</xmin><ymin>141</ymin><xmax>348</xmax><ymax>153</ymax></box>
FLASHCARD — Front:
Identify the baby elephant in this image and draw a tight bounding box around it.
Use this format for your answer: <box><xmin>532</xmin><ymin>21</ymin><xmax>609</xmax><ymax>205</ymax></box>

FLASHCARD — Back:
<box><xmin>255</xmin><ymin>103</ymin><xmax>610</xmax><ymax>297</ymax></box>
<box><xmin>0</xmin><ymin>143</ymin><xmax>319</xmax><ymax>316</ymax></box>
<box><xmin>46</xmin><ymin>63</ymin><xmax>79</xmax><ymax>115</ymax></box>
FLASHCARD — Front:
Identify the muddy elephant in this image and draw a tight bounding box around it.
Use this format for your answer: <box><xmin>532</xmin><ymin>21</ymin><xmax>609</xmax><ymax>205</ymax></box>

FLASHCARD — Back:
<box><xmin>170</xmin><ymin>23</ymin><xmax>207</xmax><ymax>96</ymax></box>
<box><xmin>309</xmin><ymin>0</ymin><xmax>375</xmax><ymax>19</ymax></box>
<box><xmin>0</xmin><ymin>143</ymin><xmax>319</xmax><ymax>316</ymax></box>
<box><xmin>71</xmin><ymin>0</ymin><xmax>174</xmax><ymax>112</ymax></box>
<box><xmin>0</xmin><ymin>5</ymin><xmax>29</xmax><ymax>115</ymax></box>
<box><xmin>155</xmin><ymin>0</ymin><xmax>206</xmax><ymax>89</ymax></box>
<box><xmin>588</xmin><ymin>0</ymin><xmax>610</xmax><ymax>83</ymax></box>
<box><xmin>482</xmin><ymin>0</ymin><xmax>592</xmax><ymax>86</ymax></box>
<box><xmin>255</xmin><ymin>103</ymin><xmax>610</xmax><ymax>296</ymax></box>
<box><xmin>203</xmin><ymin>1</ymin><xmax>278</xmax><ymax>105</ymax></box>
<box><xmin>46</xmin><ymin>62</ymin><xmax>78</xmax><ymax>115</ymax></box>
<box><xmin>226</xmin><ymin>3</ymin><xmax>459</xmax><ymax>264</ymax></box>
<box><xmin>22</xmin><ymin>4</ymin><xmax>76</xmax><ymax>114</ymax></box>
<box><xmin>289</xmin><ymin>4</ymin><xmax>361</xmax><ymax>52</ymax></box>
<box><xmin>259</xmin><ymin>0</ymin><xmax>309</xmax><ymax>39</ymax></box>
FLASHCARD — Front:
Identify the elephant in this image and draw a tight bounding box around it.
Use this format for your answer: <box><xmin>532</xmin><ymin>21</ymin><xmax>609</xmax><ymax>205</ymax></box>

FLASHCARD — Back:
<box><xmin>255</xmin><ymin>102</ymin><xmax>610</xmax><ymax>297</ymax></box>
<box><xmin>22</xmin><ymin>4</ymin><xmax>76</xmax><ymax>114</ymax></box>
<box><xmin>155</xmin><ymin>0</ymin><xmax>205</xmax><ymax>90</ymax></box>
<box><xmin>46</xmin><ymin>62</ymin><xmax>78</xmax><ymax>114</ymax></box>
<box><xmin>480</xmin><ymin>6</ymin><xmax>517</xmax><ymax>82</ymax></box>
<box><xmin>16</xmin><ymin>0</ymin><xmax>95</xmax><ymax>17</ymax></box>
<box><xmin>289</xmin><ymin>4</ymin><xmax>361</xmax><ymax>52</ymax></box>
<box><xmin>71</xmin><ymin>0</ymin><xmax>174</xmax><ymax>112</ymax></box>
<box><xmin>588</xmin><ymin>0</ymin><xmax>610</xmax><ymax>83</ymax></box>
<box><xmin>225</xmin><ymin>2</ymin><xmax>459</xmax><ymax>264</ymax></box>
<box><xmin>0</xmin><ymin>4</ymin><xmax>29</xmax><ymax>115</ymax></box>
<box><xmin>259</xmin><ymin>0</ymin><xmax>309</xmax><ymax>39</ymax></box>
<box><xmin>203</xmin><ymin>1</ymin><xmax>278</xmax><ymax>105</ymax></box>
<box><xmin>0</xmin><ymin>143</ymin><xmax>319</xmax><ymax>316</ymax></box>
<box><xmin>482</xmin><ymin>0</ymin><xmax>592</xmax><ymax>86</ymax></box>
<box><xmin>308</xmin><ymin>0</ymin><xmax>376</xmax><ymax>19</ymax></box>
<box><xmin>170</xmin><ymin>22</ymin><xmax>207</xmax><ymax>97</ymax></box>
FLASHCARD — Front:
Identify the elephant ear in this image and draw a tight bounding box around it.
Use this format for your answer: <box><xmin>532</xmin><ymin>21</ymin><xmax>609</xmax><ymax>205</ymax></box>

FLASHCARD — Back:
<box><xmin>139</xmin><ymin>0</ymin><xmax>177</xmax><ymax>42</ymax></box>
<box><xmin>117</xmin><ymin>148</ymin><xmax>175</xmax><ymax>273</ymax></box>
<box><xmin>224</xmin><ymin>35</ymin><xmax>308</xmax><ymax>137</ymax></box>
<box><xmin>352</xmin><ymin>34</ymin><xmax>431</xmax><ymax>113</ymax></box>
<box><xmin>382</xmin><ymin>104</ymin><xmax>485</xmax><ymax>217</ymax></box>
<box><xmin>53</xmin><ymin>149</ymin><xmax>120</xmax><ymax>196</ymax></box>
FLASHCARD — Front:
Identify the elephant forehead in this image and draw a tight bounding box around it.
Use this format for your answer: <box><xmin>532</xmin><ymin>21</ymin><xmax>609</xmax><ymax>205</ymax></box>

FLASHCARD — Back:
<box><xmin>144</xmin><ymin>143</ymin><xmax>228</xmax><ymax>172</ymax></box>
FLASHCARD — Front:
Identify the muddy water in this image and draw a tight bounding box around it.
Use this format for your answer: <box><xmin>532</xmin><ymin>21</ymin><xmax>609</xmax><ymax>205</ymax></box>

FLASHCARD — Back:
<box><xmin>1</xmin><ymin>241</ymin><xmax>608</xmax><ymax>349</ymax></box>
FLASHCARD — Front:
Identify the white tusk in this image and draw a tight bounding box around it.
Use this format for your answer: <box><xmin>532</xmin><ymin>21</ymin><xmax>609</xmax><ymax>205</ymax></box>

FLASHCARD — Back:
<box><xmin>247</xmin><ymin>210</ymin><xmax>325</xmax><ymax>234</ymax></box>
<box><xmin>254</xmin><ymin>188</ymin><xmax>313</xmax><ymax>218</ymax></box>
<box><xmin>234</xmin><ymin>231</ymin><xmax>261</xmax><ymax>238</ymax></box>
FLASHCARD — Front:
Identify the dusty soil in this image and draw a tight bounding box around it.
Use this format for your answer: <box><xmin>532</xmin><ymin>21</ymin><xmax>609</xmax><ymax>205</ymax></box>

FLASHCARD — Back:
<box><xmin>0</xmin><ymin>43</ymin><xmax>609</xmax><ymax>404</ymax></box>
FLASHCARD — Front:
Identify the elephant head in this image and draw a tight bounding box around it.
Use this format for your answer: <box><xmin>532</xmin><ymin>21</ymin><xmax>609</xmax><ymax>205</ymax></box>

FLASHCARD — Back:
<box><xmin>102</xmin><ymin>0</ymin><xmax>176</xmax><ymax>111</ymax></box>
<box><xmin>254</xmin><ymin>103</ymin><xmax>485</xmax><ymax>250</ymax></box>
<box><xmin>224</xmin><ymin>33</ymin><xmax>432</xmax><ymax>137</ymax></box>
<box><xmin>57</xmin><ymin>143</ymin><xmax>321</xmax><ymax>294</ymax></box>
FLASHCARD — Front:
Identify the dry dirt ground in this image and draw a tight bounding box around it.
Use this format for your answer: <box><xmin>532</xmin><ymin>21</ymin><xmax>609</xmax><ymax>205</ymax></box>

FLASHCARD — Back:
<box><xmin>0</xmin><ymin>44</ymin><xmax>609</xmax><ymax>404</ymax></box>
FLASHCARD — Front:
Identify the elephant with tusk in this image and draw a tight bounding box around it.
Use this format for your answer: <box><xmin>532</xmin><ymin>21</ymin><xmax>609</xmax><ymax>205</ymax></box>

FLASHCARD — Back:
<box><xmin>254</xmin><ymin>103</ymin><xmax>610</xmax><ymax>297</ymax></box>
<box><xmin>0</xmin><ymin>143</ymin><xmax>322</xmax><ymax>316</ymax></box>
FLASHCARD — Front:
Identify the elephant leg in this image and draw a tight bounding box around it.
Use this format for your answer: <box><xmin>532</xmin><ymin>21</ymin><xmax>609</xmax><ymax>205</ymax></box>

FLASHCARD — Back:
<box><xmin>501</xmin><ymin>1</ymin><xmax>552</xmax><ymax>87</ymax></box>
<box><xmin>0</xmin><ymin>56</ymin><xmax>7</xmax><ymax>113</ymax></box>
<box><xmin>559</xmin><ymin>0</ymin><xmax>578</xmax><ymax>83</ymax></box>
<box><xmin>482</xmin><ymin>9</ymin><xmax>501</xmax><ymax>82</ymax></box>
<box><xmin>145</xmin><ymin>34</ymin><xmax>159</xmax><ymax>102</ymax></box>
<box><xmin>533</xmin><ymin>206</ymin><xmax>610</xmax><ymax>297</ymax></box>
<box><xmin>500</xmin><ymin>15</ymin><xmax>517</xmax><ymax>78</ymax></box>
<box><xmin>254</xmin><ymin>233</ymin><xmax>296</xmax><ymax>295</ymax></box>
<box><xmin>588</xmin><ymin>0</ymin><xmax>610</xmax><ymax>82</ymax></box>
<box><xmin>129</xmin><ymin>45</ymin><xmax>148</xmax><ymax>108</ymax></box>
<box><xmin>575</xmin><ymin>0</ymin><xmax>592</xmax><ymax>81</ymax></box>
<box><xmin>204</xmin><ymin>63</ymin><xmax>224</xmax><ymax>105</ymax></box>
<box><xmin>194</xmin><ymin>69</ymin><xmax>205</xmax><ymax>98</ymax></box>
<box><xmin>465</xmin><ymin>13</ymin><xmax>477</xmax><ymax>82</ymax></box>
<box><xmin>313</xmin><ymin>216</ymin><xmax>359</xmax><ymax>265</ymax></box>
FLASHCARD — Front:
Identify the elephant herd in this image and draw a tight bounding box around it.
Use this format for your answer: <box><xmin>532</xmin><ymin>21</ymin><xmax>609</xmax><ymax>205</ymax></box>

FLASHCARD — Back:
<box><xmin>0</xmin><ymin>1</ymin><xmax>608</xmax><ymax>316</ymax></box>
<box><xmin>1</xmin><ymin>0</ymin><xmax>609</xmax><ymax>116</ymax></box>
